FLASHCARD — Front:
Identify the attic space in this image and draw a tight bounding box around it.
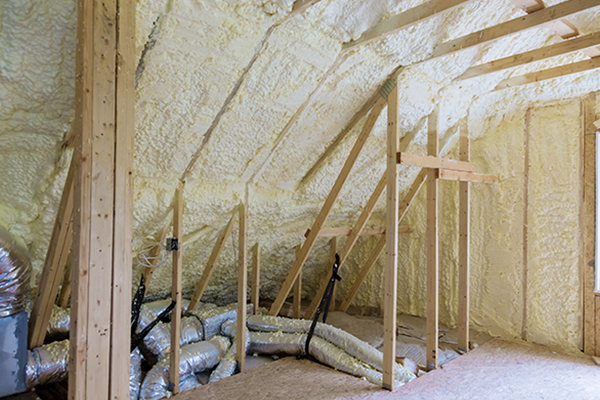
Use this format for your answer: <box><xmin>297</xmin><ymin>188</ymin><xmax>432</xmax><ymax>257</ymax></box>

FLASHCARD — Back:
<box><xmin>2</xmin><ymin>0</ymin><xmax>600</xmax><ymax>399</ymax></box>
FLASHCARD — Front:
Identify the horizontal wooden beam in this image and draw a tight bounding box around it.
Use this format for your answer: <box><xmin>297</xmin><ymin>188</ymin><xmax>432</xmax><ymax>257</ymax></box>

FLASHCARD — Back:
<box><xmin>436</xmin><ymin>169</ymin><xmax>498</xmax><ymax>183</ymax></box>
<box><xmin>397</xmin><ymin>152</ymin><xmax>474</xmax><ymax>172</ymax></box>
<box><xmin>431</xmin><ymin>0</ymin><xmax>600</xmax><ymax>60</ymax></box>
<box><xmin>345</xmin><ymin>0</ymin><xmax>472</xmax><ymax>49</ymax></box>
<box><xmin>495</xmin><ymin>56</ymin><xmax>600</xmax><ymax>89</ymax></box>
<box><xmin>304</xmin><ymin>226</ymin><xmax>412</xmax><ymax>238</ymax></box>
<box><xmin>458</xmin><ymin>31</ymin><xmax>600</xmax><ymax>80</ymax></box>
<box><xmin>510</xmin><ymin>0</ymin><xmax>545</xmax><ymax>13</ymax></box>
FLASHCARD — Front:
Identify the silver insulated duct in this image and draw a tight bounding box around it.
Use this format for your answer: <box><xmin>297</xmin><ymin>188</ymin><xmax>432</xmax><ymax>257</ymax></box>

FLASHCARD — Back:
<box><xmin>0</xmin><ymin>226</ymin><xmax>31</xmax><ymax>317</ymax></box>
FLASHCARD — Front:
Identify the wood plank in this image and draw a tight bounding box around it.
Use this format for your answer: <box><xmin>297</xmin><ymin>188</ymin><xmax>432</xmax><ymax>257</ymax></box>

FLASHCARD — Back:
<box><xmin>170</xmin><ymin>183</ymin><xmax>184</xmax><ymax>394</ymax></box>
<box><xmin>237</xmin><ymin>202</ymin><xmax>248</xmax><ymax>372</ymax></box>
<box><xmin>345</xmin><ymin>0</ymin><xmax>472</xmax><ymax>49</ymax></box>
<box><xmin>304</xmin><ymin>113</ymin><xmax>421</xmax><ymax>319</ymax></box>
<box><xmin>268</xmin><ymin>97</ymin><xmax>387</xmax><ymax>316</ymax></box>
<box><xmin>583</xmin><ymin>93</ymin><xmax>596</xmax><ymax>355</ymax></box>
<box><xmin>330</xmin><ymin>237</ymin><xmax>338</xmax><ymax>311</ymax></box>
<box><xmin>596</xmin><ymin>294</ymin><xmax>600</xmax><ymax>356</ymax></box>
<box><xmin>28</xmin><ymin>162</ymin><xmax>74</xmax><ymax>349</ymax></box>
<box><xmin>293</xmin><ymin>246</ymin><xmax>302</xmax><ymax>319</ymax></box>
<box><xmin>304</xmin><ymin>226</ymin><xmax>413</xmax><ymax>238</ymax></box>
<box><xmin>495</xmin><ymin>57</ymin><xmax>600</xmax><ymax>90</ymax></box>
<box><xmin>458</xmin><ymin>120</ymin><xmax>470</xmax><ymax>352</ymax></box>
<box><xmin>57</xmin><ymin>259</ymin><xmax>72</xmax><ymax>308</ymax></box>
<box><xmin>383</xmin><ymin>82</ymin><xmax>399</xmax><ymax>390</ymax></box>
<box><xmin>110</xmin><ymin>0</ymin><xmax>135</xmax><ymax>395</ymax></box>
<box><xmin>397</xmin><ymin>152</ymin><xmax>474</xmax><ymax>172</ymax></box>
<box><xmin>338</xmin><ymin>169</ymin><xmax>428</xmax><ymax>312</ymax></box>
<box><xmin>187</xmin><ymin>210</ymin><xmax>237</xmax><ymax>313</ymax></box>
<box><xmin>522</xmin><ymin>109</ymin><xmax>531</xmax><ymax>341</ymax></box>
<box><xmin>510</xmin><ymin>0</ymin><xmax>545</xmax><ymax>13</ymax></box>
<box><xmin>458</xmin><ymin>31</ymin><xmax>600</xmax><ymax>80</ymax></box>
<box><xmin>69</xmin><ymin>0</ymin><xmax>93</xmax><ymax>396</ymax></box>
<box><xmin>251</xmin><ymin>243</ymin><xmax>260</xmax><ymax>315</ymax></box>
<box><xmin>426</xmin><ymin>109</ymin><xmax>439</xmax><ymax>372</ymax></box>
<box><xmin>436</xmin><ymin>169</ymin><xmax>499</xmax><ymax>183</ymax></box>
<box><xmin>431</xmin><ymin>0</ymin><xmax>600</xmax><ymax>60</ymax></box>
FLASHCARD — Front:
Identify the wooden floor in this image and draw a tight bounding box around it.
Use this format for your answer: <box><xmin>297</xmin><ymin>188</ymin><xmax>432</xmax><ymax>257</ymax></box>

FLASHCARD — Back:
<box><xmin>177</xmin><ymin>338</ymin><xmax>600</xmax><ymax>400</ymax></box>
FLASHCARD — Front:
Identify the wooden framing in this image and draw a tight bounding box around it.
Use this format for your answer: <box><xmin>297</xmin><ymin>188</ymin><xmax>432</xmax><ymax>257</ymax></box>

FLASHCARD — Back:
<box><xmin>345</xmin><ymin>0</ymin><xmax>472</xmax><ymax>49</ymax></box>
<box><xmin>382</xmin><ymin>81</ymin><xmax>399</xmax><ymax>391</ymax></box>
<box><xmin>458</xmin><ymin>121</ymin><xmax>470</xmax><ymax>352</ymax></box>
<box><xmin>251</xmin><ymin>243</ymin><xmax>260</xmax><ymax>315</ymax></box>
<box><xmin>170</xmin><ymin>183</ymin><xmax>184</xmax><ymax>394</ymax></box>
<box><xmin>69</xmin><ymin>0</ymin><xmax>134</xmax><ymax>397</ymax></box>
<box><xmin>436</xmin><ymin>169</ymin><xmax>499</xmax><ymax>183</ymax></box>
<box><xmin>268</xmin><ymin>95</ymin><xmax>388</xmax><ymax>316</ymax></box>
<box><xmin>430</xmin><ymin>0</ymin><xmax>600</xmax><ymax>61</ymax></box>
<box><xmin>57</xmin><ymin>260</ymin><xmax>72</xmax><ymax>308</ymax></box>
<box><xmin>28</xmin><ymin>161</ymin><xmax>74</xmax><ymax>349</ymax></box>
<box><xmin>426</xmin><ymin>109</ymin><xmax>440</xmax><ymax>372</ymax></box>
<box><xmin>330</xmin><ymin>237</ymin><xmax>338</xmax><ymax>311</ymax></box>
<box><xmin>583</xmin><ymin>93</ymin><xmax>599</xmax><ymax>355</ymax></box>
<box><xmin>338</xmin><ymin>170</ymin><xmax>428</xmax><ymax>313</ymax></box>
<box><xmin>293</xmin><ymin>245</ymin><xmax>302</xmax><ymax>319</ymax></box>
<box><xmin>495</xmin><ymin>57</ymin><xmax>600</xmax><ymax>90</ymax></box>
<box><xmin>458</xmin><ymin>31</ymin><xmax>600</xmax><ymax>80</ymax></box>
<box><xmin>304</xmin><ymin>226</ymin><xmax>412</xmax><ymax>238</ymax></box>
<box><xmin>142</xmin><ymin>219</ymin><xmax>172</xmax><ymax>287</ymax></box>
<box><xmin>237</xmin><ymin>203</ymin><xmax>248</xmax><ymax>372</ymax></box>
<box><xmin>397</xmin><ymin>152</ymin><xmax>474</xmax><ymax>172</ymax></box>
<box><xmin>187</xmin><ymin>208</ymin><xmax>238</xmax><ymax>313</ymax></box>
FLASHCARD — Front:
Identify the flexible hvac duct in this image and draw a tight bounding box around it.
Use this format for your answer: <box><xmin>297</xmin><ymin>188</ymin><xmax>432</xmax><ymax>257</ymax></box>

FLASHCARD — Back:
<box><xmin>26</xmin><ymin>339</ymin><xmax>69</xmax><ymax>388</ymax></box>
<box><xmin>139</xmin><ymin>335</ymin><xmax>230</xmax><ymax>400</ymax></box>
<box><xmin>46</xmin><ymin>305</ymin><xmax>70</xmax><ymax>341</ymax></box>
<box><xmin>248</xmin><ymin>331</ymin><xmax>402</xmax><ymax>388</ymax></box>
<box><xmin>208</xmin><ymin>319</ymin><xmax>250</xmax><ymax>382</ymax></box>
<box><xmin>0</xmin><ymin>226</ymin><xmax>31</xmax><ymax>317</ymax></box>
<box><xmin>247</xmin><ymin>315</ymin><xmax>415</xmax><ymax>384</ymax></box>
<box><xmin>130</xmin><ymin>349</ymin><xmax>143</xmax><ymax>400</ymax></box>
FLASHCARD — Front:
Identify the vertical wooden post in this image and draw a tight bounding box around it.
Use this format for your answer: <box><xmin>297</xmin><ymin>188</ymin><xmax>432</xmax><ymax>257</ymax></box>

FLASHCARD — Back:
<box><xmin>57</xmin><ymin>258</ymin><xmax>72</xmax><ymax>308</ymax></box>
<box><xmin>383</xmin><ymin>81</ymin><xmax>399</xmax><ymax>391</ymax></box>
<box><xmin>458</xmin><ymin>120</ymin><xmax>471</xmax><ymax>352</ymax></box>
<box><xmin>583</xmin><ymin>93</ymin><xmax>597</xmax><ymax>355</ymax></box>
<box><xmin>426</xmin><ymin>108</ymin><xmax>440</xmax><ymax>371</ymax></box>
<box><xmin>237</xmin><ymin>203</ymin><xmax>248</xmax><ymax>372</ymax></box>
<box><xmin>293</xmin><ymin>245</ymin><xmax>302</xmax><ymax>319</ymax></box>
<box><xmin>251</xmin><ymin>243</ymin><xmax>260</xmax><ymax>315</ymax></box>
<box><xmin>170</xmin><ymin>183</ymin><xmax>184</xmax><ymax>394</ymax></box>
<box><xmin>522</xmin><ymin>109</ymin><xmax>531</xmax><ymax>341</ymax></box>
<box><xmin>69</xmin><ymin>0</ymin><xmax>134</xmax><ymax>398</ymax></box>
<box><xmin>330</xmin><ymin>237</ymin><xmax>338</xmax><ymax>311</ymax></box>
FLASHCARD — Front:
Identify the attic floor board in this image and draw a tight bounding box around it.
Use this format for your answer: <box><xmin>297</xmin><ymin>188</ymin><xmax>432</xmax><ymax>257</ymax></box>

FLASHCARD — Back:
<box><xmin>176</xmin><ymin>338</ymin><xmax>600</xmax><ymax>400</ymax></box>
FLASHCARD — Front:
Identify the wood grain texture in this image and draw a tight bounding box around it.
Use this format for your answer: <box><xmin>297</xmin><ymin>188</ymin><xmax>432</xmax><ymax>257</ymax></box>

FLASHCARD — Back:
<box><xmin>251</xmin><ymin>243</ymin><xmax>260</xmax><ymax>315</ymax></box>
<box><xmin>458</xmin><ymin>120</ymin><xmax>470</xmax><ymax>352</ymax></box>
<box><xmin>237</xmin><ymin>203</ymin><xmax>248</xmax><ymax>372</ymax></box>
<box><xmin>170</xmin><ymin>183</ymin><xmax>184</xmax><ymax>394</ymax></box>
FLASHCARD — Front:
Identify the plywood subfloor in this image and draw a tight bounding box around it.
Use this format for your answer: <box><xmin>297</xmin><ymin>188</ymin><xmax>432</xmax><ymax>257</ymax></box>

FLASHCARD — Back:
<box><xmin>177</xmin><ymin>338</ymin><xmax>600</xmax><ymax>400</ymax></box>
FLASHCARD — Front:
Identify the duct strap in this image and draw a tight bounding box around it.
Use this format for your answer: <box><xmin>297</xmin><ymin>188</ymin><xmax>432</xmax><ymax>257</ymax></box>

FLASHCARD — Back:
<box><xmin>304</xmin><ymin>253</ymin><xmax>341</xmax><ymax>357</ymax></box>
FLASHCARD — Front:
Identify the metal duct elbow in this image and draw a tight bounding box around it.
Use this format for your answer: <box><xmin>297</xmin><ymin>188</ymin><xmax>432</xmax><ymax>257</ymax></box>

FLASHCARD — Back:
<box><xmin>208</xmin><ymin>319</ymin><xmax>250</xmax><ymax>382</ymax></box>
<box><xmin>26</xmin><ymin>339</ymin><xmax>69</xmax><ymax>388</ymax></box>
<box><xmin>0</xmin><ymin>226</ymin><xmax>31</xmax><ymax>317</ymax></box>
<box><xmin>139</xmin><ymin>335</ymin><xmax>230</xmax><ymax>400</ymax></box>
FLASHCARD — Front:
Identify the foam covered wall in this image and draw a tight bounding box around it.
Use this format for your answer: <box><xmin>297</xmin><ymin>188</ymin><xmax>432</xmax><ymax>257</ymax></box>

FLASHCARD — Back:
<box><xmin>1</xmin><ymin>0</ymin><xmax>599</xmax><ymax>351</ymax></box>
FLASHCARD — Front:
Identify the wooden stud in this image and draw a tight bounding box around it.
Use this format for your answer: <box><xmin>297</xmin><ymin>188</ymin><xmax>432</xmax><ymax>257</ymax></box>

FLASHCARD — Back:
<box><xmin>237</xmin><ymin>202</ymin><xmax>248</xmax><ymax>372</ymax></box>
<box><xmin>495</xmin><ymin>57</ymin><xmax>600</xmax><ymax>90</ymax></box>
<box><xmin>458</xmin><ymin>31</ymin><xmax>600</xmax><ymax>80</ymax></box>
<box><xmin>170</xmin><ymin>183</ymin><xmax>184</xmax><ymax>394</ymax></box>
<box><xmin>187</xmin><ymin>209</ymin><xmax>237</xmax><ymax>313</ymax></box>
<box><xmin>338</xmin><ymin>170</ymin><xmax>428</xmax><ymax>313</ymax></box>
<box><xmin>330</xmin><ymin>237</ymin><xmax>338</xmax><ymax>311</ymax></box>
<box><xmin>57</xmin><ymin>258</ymin><xmax>72</xmax><ymax>308</ymax></box>
<box><xmin>383</xmin><ymin>82</ymin><xmax>399</xmax><ymax>391</ymax></box>
<box><xmin>583</xmin><ymin>93</ymin><xmax>597</xmax><ymax>355</ymax></box>
<box><xmin>305</xmin><ymin>226</ymin><xmax>413</xmax><ymax>238</ymax></box>
<box><xmin>345</xmin><ymin>0</ymin><xmax>472</xmax><ymax>48</ymax></box>
<box><xmin>458</xmin><ymin>120</ymin><xmax>470</xmax><ymax>352</ymax></box>
<box><xmin>509</xmin><ymin>0</ymin><xmax>545</xmax><ymax>13</ymax></box>
<box><xmin>28</xmin><ymin>162</ymin><xmax>74</xmax><ymax>349</ymax></box>
<box><xmin>436</xmin><ymin>169</ymin><xmax>499</xmax><ymax>183</ymax></box>
<box><xmin>69</xmin><ymin>0</ymin><xmax>134</xmax><ymax>397</ymax></box>
<box><xmin>251</xmin><ymin>243</ymin><xmax>260</xmax><ymax>315</ymax></box>
<box><xmin>268</xmin><ymin>97</ymin><xmax>387</xmax><ymax>316</ymax></box>
<box><xmin>426</xmin><ymin>109</ymin><xmax>439</xmax><ymax>372</ymax></box>
<box><xmin>293</xmin><ymin>245</ymin><xmax>302</xmax><ymax>319</ymax></box>
<box><xmin>397</xmin><ymin>152</ymin><xmax>474</xmax><ymax>172</ymax></box>
<box><xmin>522</xmin><ymin>109</ymin><xmax>531</xmax><ymax>341</ymax></box>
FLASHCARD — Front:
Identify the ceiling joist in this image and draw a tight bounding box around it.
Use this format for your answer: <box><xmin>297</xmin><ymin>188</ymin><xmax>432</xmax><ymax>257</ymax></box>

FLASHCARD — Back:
<box><xmin>458</xmin><ymin>31</ymin><xmax>600</xmax><ymax>80</ymax></box>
